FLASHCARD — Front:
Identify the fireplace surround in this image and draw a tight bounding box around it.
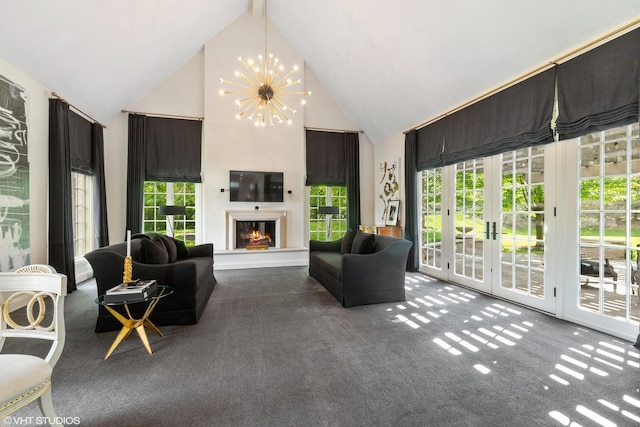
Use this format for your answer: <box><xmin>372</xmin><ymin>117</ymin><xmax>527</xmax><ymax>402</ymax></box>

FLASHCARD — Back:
<box><xmin>226</xmin><ymin>210</ymin><xmax>286</xmax><ymax>250</ymax></box>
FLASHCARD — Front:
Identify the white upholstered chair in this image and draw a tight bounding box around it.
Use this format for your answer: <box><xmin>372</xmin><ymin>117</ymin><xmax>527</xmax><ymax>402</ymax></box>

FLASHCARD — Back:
<box><xmin>0</xmin><ymin>272</ymin><xmax>67</xmax><ymax>426</ymax></box>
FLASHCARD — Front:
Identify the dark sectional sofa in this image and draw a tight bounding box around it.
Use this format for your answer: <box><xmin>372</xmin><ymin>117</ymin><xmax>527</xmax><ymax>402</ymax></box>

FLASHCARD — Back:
<box><xmin>84</xmin><ymin>233</ymin><xmax>216</xmax><ymax>332</ymax></box>
<box><xmin>309</xmin><ymin>230</ymin><xmax>413</xmax><ymax>307</ymax></box>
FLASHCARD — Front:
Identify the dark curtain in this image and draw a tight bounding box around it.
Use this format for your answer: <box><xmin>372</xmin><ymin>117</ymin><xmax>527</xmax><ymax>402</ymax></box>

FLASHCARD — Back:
<box><xmin>441</xmin><ymin>67</ymin><xmax>556</xmax><ymax>165</ymax></box>
<box><xmin>344</xmin><ymin>132</ymin><xmax>361</xmax><ymax>230</ymax></box>
<box><xmin>92</xmin><ymin>123</ymin><xmax>109</xmax><ymax>248</ymax></box>
<box><xmin>305</xmin><ymin>130</ymin><xmax>346</xmax><ymax>186</ymax></box>
<box><xmin>416</xmin><ymin>119</ymin><xmax>444</xmax><ymax>170</ymax></box>
<box><xmin>125</xmin><ymin>114</ymin><xmax>147</xmax><ymax>235</ymax></box>
<box><xmin>557</xmin><ymin>28</ymin><xmax>640</xmax><ymax>140</ymax></box>
<box><xmin>404</xmin><ymin>130</ymin><xmax>419</xmax><ymax>271</ymax></box>
<box><xmin>145</xmin><ymin>117</ymin><xmax>202</xmax><ymax>182</ymax></box>
<box><xmin>48</xmin><ymin>99</ymin><xmax>76</xmax><ymax>292</ymax></box>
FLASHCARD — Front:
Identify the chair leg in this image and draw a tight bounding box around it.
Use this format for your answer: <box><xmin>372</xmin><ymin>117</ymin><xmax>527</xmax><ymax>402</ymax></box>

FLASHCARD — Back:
<box><xmin>39</xmin><ymin>388</ymin><xmax>64</xmax><ymax>426</ymax></box>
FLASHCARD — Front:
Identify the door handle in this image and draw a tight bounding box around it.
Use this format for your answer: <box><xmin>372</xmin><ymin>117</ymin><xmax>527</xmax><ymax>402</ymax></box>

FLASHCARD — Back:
<box><xmin>492</xmin><ymin>221</ymin><xmax>497</xmax><ymax>240</ymax></box>
<box><xmin>485</xmin><ymin>221</ymin><xmax>490</xmax><ymax>240</ymax></box>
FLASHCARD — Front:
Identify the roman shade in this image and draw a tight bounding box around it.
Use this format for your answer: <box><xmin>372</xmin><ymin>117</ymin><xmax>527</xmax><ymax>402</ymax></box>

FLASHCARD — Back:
<box><xmin>416</xmin><ymin>119</ymin><xmax>444</xmax><ymax>170</ymax></box>
<box><xmin>145</xmin><ymin>117</ymin><xmax>202</xmax><ymax>183</ymax></box>
<box><xmin>69</xmin><ymin>110</ymin><xmax>93</xmax><ymax>174</ymax></box>
<box><xmin>556</xmin><ymin>27</ymin><xmax>640</xmax><ymax>140</ymax></box>
<box><xmin>440</xmin><ymin>67</ymin><xmax>556</xmax><ymax>165</ymax></box>
<box><xmin>305</xmin><ymin>130</ymin><xmax>346</xmax><ymax>186</ymax></box>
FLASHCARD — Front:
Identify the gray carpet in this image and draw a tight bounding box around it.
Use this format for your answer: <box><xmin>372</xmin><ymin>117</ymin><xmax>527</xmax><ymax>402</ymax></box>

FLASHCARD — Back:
<box><xmin>5</xmin><ymin>267</ymin><xmax>640</xmax><ymax>426</ymax></box>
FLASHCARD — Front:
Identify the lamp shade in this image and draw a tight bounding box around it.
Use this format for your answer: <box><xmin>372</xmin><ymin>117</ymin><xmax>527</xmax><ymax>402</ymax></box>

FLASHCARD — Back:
<box><xmin>159</xmin><ymin>205</ymin><xmax>187</xmax><ymax>216</ymax></box>
<box><xmin>318</xmin><ymin>206</ymin><xmax>339</xmax><ymax>216</ymax></box>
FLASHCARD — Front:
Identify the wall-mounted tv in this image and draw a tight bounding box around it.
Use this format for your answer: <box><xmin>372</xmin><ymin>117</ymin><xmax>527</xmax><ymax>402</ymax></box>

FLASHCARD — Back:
<box><xmin>229</xmin><ymin>170</ymin><xmax>284</xmax><ymax>202</ymax></box>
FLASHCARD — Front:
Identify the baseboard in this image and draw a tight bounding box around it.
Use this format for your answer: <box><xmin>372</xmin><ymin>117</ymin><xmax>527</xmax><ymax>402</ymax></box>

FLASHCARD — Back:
<box><xmin>214</xmin><ymin>247</ymin><xmax>309</xmax><ymax>270</ymax></box>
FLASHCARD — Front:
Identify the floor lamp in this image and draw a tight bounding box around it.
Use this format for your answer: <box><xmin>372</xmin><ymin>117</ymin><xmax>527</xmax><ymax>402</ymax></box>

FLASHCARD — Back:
<box><xmin>159</xmin><ymin>205</ymin><xmax>187</xmax><ymax>238</ymax></box>
<box><xmin>318</xmin><ymin>206</ymin><xmax>339</xmax><ymax>241</ymax></box>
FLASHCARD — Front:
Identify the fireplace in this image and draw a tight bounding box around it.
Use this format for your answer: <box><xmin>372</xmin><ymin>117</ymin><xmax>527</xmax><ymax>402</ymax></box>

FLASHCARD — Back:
<box><xmin>235</xmin><ymin>220</ymin><xmax>276</xmax><ymax>249</ymax></box>
<box><xmin>226</xmin><ymin>210</ymin><xmax>286</xmax><ymax>250</ymax></box>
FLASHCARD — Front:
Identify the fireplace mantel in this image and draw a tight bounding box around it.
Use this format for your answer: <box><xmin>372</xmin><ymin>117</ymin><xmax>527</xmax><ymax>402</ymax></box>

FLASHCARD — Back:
<box><xmin>226</xmin><ymin>210</ymin><xmax>286</xmax><ymax>250</ymax></box>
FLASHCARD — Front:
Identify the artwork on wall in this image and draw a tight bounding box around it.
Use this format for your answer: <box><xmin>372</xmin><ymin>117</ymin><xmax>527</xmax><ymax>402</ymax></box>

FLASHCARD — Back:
<box><xmin>378</xmin><ymin>158</ymin><xmax>400</xmax><ymax>224</ymax></box>
<box><xmin>0</xmin><ymin>74</ymin><xmax>29</xmax><ymax>271</ymax></box>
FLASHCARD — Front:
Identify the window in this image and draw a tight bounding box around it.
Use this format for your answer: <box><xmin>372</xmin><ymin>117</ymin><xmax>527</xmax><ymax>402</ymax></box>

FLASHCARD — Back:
<box><xmin>143</xmin><ymin>182</ymin><xmax>197</xmax><ymax>245</ymax></box>
<box><xmin>309</xmin><ymin>186</ymin><xmax>347</xmax><ymax>241</ymax></box>
<box><xmin>71</xmin><ymin>172</ymin><xmax>93</xmax><ymax>256</ymax></box>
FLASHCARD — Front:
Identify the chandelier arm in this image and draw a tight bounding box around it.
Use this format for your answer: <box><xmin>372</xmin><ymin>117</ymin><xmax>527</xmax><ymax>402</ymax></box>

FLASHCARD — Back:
<box><xmin>271</xmin><ymin>97</ymin><xmax>295</xmax><ymax>116</ymax></box>
<box><xmin>220</xmin><ymin>79</ymin><xmax>256</xmax><ymax>91</ymax></box>
<box><xmin>271</xmin><ymin>69</ymin><xmax>299</xmax><ymax>87</ymax></box>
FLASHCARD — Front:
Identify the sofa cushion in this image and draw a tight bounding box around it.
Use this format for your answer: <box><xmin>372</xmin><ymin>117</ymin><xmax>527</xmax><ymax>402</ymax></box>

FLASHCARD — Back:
<box><xmin>309</xmin><ymin>252</ymin><xmax>342</xmax><ymax>281</ymax></box>
<box><xmin>140</xmin><ymin>238</ymin><xmax>169</xmax><ymax>264</ymax></box>
<box><xmin>351</xmin><ymin>231</ymin><xmax>375</xmax><ymax>254</ymax></box>
<box><xmin>341</xmin><ymin>229</ymin><xmax>357</xmax><ymax>254</ymax></box>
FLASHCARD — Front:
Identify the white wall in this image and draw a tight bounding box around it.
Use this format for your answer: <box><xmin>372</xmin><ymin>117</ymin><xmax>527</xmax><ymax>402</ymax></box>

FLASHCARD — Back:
<box><xmin>0</xmin><ymin>56</ymin><xmax>52</xmax><ymax>265</ymax></box>
<box><xmin>374</xmin><ymin>134</ymin><xmax>406</xmax><ymax>228</ymax></box>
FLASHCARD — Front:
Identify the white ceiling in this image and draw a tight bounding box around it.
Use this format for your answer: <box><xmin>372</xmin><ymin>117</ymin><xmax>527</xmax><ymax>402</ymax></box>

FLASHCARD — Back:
<box><xmin>1</xmin><ymin>0</ymin><xmax>639</xmax><ymax>144</ymax></box>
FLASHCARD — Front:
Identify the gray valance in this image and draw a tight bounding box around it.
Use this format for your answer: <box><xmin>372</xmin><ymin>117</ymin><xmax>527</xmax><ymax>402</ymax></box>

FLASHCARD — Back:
<box><xmin>145</xmin><ymin>117</ymin><xmax>202</xmax><ymax>183</ymax></box>
<box><xmin>440</xmin><ymin>67</ymin><xmax>556</xmax><ymax>165</ymax></box>
<box><xmin>556</xmin><ymin>28</ymin><xmax>640</xmax><ymax>140</ymax></box>
<box><xmin>305</xmin><ymin>130</ymin><xmax>346</xmax><ymax>186</ymax></box>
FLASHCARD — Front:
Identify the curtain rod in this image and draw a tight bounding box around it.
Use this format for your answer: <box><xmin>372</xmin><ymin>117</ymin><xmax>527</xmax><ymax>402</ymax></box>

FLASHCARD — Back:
<box><xmin>51</xmin><ymin>92</ymin><xmax>106</xmax><ymax>128</ymax></box>
<box><xmin>405</xmin><ymin>16</ymin><xmax>640</xmax><ymax>134</ymax></box>
<box><xmin>305</xmin><ymin>126</ymin><xmax>363</xmax><ymax>133</ymax></box>
<box><xmin>121</xmin><ymin>109</ymin><xmax>204</xmax><ymax>121</ymax></box>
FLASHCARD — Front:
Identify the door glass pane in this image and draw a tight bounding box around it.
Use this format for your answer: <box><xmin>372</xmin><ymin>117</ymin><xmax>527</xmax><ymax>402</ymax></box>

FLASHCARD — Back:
<box><xmin>499</xmin><ymin>148</ymin><xmax>545</xmax><ymax>298</ymax></box>
<box><xmin>420</xmin><ymin>169</ymin><xmax>442</xmax><ymax>269</ymax></box>
<box><xmin>578</xmin><ymin>123</ymin><xmax>640</xmax><ymax>324</ymax></box>
<box><xmin>454</xmin><ymin>161</ymin><xmax>484</xmax><ymax>281</ymax></box>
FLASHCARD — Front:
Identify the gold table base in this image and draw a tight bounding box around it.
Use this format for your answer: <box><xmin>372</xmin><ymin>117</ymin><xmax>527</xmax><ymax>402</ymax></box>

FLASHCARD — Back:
<box><xmin>102</xmin><ymin>296</ymin><xmax>164</xmax><ymax>360</ymax></box>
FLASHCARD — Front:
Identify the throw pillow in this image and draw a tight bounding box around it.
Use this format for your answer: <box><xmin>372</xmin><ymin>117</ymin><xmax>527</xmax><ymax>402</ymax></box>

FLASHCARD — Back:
<box><xmin>341</xmin><ymin>229</ymin><xmax>357</xmax><ymax>254</ymax></box>
<box><xmin>140</xmin><ymin>238</ymin><xmax>169</xmax><ymax>264</ymax></box>
<box><xmin>170</xmin><ymin>237</ymin><xmax>190</xmax><ymax>260</ymax></box>
<box><xmin>157</xmin><ymin>234</ymin><xmax>178</xmax><ymax>263</ymax></box>
<box><xmin>351</xmin><ymin>231</ymin><xmax>376</xmax><ymax>255</ymax></box>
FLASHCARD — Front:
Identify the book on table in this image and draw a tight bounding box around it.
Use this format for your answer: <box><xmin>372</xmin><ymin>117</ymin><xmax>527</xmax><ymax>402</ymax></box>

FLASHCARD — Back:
<box><xmin>104</xmin><ymin>280</ymin><xmax>158</xmax><ymax>303</ymax></box>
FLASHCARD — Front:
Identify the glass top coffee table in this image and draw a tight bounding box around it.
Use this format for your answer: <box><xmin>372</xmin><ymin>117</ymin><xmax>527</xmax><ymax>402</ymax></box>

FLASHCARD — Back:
<box><xmin>95</xmin><ymin>285</ymin><xmax>174</xmax><ymax>359</ymax></box>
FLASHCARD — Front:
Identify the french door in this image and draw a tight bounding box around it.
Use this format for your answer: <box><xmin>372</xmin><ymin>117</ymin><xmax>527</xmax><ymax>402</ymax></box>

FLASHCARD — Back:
<box><xmin>420</xmin><ymin>145</ymin><xmax>557</xmax><ymax>314</ymax></box>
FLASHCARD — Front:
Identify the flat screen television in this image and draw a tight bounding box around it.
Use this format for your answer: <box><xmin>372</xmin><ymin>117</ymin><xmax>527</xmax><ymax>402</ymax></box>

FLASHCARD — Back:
<box><xmin>229</xmin><ymin>170</ymin><xmax>284</xmax><ymax>202</ymax></box>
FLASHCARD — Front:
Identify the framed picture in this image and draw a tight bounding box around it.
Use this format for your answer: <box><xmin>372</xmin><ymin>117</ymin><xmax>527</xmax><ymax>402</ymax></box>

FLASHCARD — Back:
<box><xmin>385</xmin><ymin>200</ymin><xmax>400</xmax><ymax>226</ymax></box>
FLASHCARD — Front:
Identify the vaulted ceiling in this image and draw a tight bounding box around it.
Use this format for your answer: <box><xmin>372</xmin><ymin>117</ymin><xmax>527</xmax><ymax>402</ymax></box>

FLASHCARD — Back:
<box><xmin>1</xmin><ymin>1</ymin><xmax>639</xmax><ymax>144</ymax></box>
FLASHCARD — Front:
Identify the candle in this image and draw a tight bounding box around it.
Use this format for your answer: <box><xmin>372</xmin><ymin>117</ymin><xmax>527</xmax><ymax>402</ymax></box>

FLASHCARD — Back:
<box><xmin>126</xmin><ymin>230</ymin><xmax>131</xmax><ymax>257</ymax></box>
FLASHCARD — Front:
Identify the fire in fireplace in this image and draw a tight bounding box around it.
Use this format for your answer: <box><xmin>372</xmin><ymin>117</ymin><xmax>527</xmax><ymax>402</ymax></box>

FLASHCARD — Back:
<box><xmin>236</xmin><ymin>221</ymin><xmax>276</xmax><ymax>250</ymax></box>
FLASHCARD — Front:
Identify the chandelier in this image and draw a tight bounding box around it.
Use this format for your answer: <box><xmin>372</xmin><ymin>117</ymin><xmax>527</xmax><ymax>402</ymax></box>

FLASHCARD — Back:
<box><xmin>219</xmin><ymin>0</ymin><xmax>310</xmax><ymax>127</ymax></box>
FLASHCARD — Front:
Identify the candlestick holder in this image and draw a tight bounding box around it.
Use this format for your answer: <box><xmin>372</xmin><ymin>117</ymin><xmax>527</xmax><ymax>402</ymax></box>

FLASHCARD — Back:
<box><xmin>123</xmin><ymin>256</ymin><xmax>133</xmax><ymax>285</ymax></box>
